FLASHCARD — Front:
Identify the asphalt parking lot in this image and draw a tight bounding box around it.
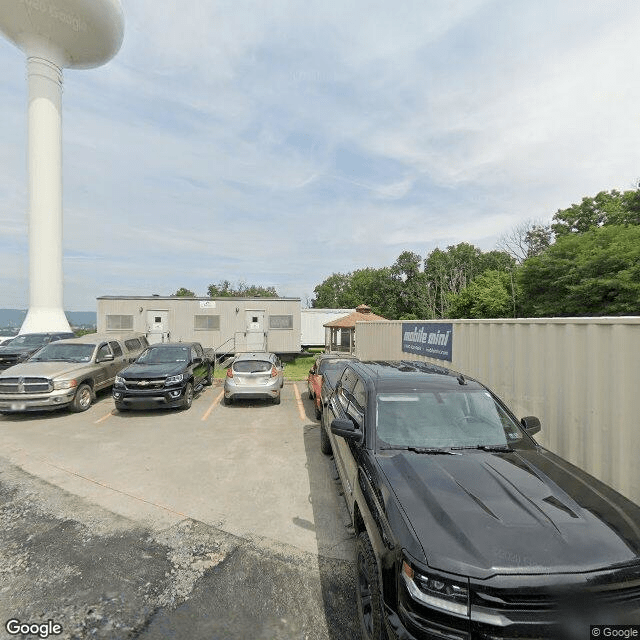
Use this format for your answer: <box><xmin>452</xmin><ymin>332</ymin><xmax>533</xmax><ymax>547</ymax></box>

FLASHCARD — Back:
<box><xmin>0</xmin><ymin>381</ymin><xmax>360</xmax><ymax>640</ymax></box>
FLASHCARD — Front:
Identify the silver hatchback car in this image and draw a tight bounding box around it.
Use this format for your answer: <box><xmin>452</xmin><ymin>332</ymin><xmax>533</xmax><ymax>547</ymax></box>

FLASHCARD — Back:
<box><xmin>223</xmin><ymin>352</ymin><xmax>284</xmax><ymax>405</ymax></box>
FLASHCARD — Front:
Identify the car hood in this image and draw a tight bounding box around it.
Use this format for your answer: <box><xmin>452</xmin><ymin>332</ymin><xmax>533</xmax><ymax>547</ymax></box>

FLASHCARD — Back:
<box><xmin>120</xmin><ymin>363</ymin><xmax>186</xmax><ymax>378</ymax></box>
<box><xmin>378</xmin><ymin>448</ymin><xmax>640</xmax><ymax>578</ymax></box>
<box><xmin>0</xmin><ymin>361</ymin><xmax>89</xmax><ymax>378</ymax></box>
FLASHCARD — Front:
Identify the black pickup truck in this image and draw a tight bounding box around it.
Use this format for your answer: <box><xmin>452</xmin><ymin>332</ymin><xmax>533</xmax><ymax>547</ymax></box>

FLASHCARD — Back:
<box><xmin>0</xmin><ymin>332</ymin><xmax>76</xmax><ymax>371</ymax></box>
<box><xmin>321</xmin><ymin>360</ymin><xmax>640</xmax><ymax>639</ymax></box>
<box><xmin>112</xmin><ymin>342</ymin><xmax>212</xmax><ymax>411</ymax></box>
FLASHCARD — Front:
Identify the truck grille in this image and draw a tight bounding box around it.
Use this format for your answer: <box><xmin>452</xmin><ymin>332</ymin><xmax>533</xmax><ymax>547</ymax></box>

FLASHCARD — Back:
<box><xmin>124</xmin><ymin>378</ymin><xmax>166</xmax><ymax>390</ymax></box>
<box><xmin>472</xmin><ymin>578</ymin><xmax>640</xmax><ymax>611</ymax></box>
<box><xmin>0</xmin><ymin>377</ymin><xmax>53</xmax><ymax>394</ymax></box>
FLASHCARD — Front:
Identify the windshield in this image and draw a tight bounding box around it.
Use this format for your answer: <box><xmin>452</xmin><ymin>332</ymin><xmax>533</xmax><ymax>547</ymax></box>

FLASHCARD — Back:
<box><xmin>30</xmin><ymin>343</ymin><xmax>95</xmax><ymax>363</ymax></box>
<box><xmin>6</xmin><ymin>334</ymin><xmax>49</xmax><ymax>347</ymax></box>
<box><xmin>376</xmin><ymin>390</ymin><xmax>524</xmax><ymax>450</ymax></box>
<box><xmin>233</xmin><ymin>360</ymin><xmax>271</xmax><ymax>373</ymax></box>
<box><xmin>137</xmin><ymin>346</ymin><xmax>190</xmax><ymax>364</ymax></box>
<box><xmin>318</xmin><ymin>359</ymin><xmax>353</xmax><ymax>375</ymax></box>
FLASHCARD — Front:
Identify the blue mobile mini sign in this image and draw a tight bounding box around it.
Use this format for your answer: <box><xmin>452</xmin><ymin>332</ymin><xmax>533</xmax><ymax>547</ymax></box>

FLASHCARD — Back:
<box><xmin>401</xmin><ymin>322</ymin><xmax>453</xmax><ymax>362</ymax></box>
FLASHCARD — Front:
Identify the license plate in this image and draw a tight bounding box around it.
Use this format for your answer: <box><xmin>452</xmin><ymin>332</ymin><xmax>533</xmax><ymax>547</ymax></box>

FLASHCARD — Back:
<box><xmin>10</xmin><ymin>403</ymin><xmax>26</xmax><ymax>411</ymax></box>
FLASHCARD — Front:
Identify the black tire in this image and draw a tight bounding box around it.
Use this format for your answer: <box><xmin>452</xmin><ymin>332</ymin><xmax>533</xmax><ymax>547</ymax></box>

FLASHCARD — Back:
<box><xmin>181</xmin><ymin>382</ymin><xmax>194</xmax><ymax>410</ymax></box>
<box><xmin>320</xmin><ymin>421</ymin><xmax>332</xmax><ymax>455</ymax></box>
<box><xmin>356</xmin><ymin>532</ymin><xmax>386</xmax><ymax>640</ymax></box>
<box><xmin>223</xmin><ymin>394</ymin><xmax>232</xmax><ymax>406</ymax></box>
<box><xmin>273</xmin><ymin>392</ymin><xmax>281</xmax><ymax>405</ymax></box>
<box><xmin>204</xmin><ymin>364</ymin><xmax>213</xmax><ymax>386</ymax></box>
<box><xmin>70</xmin><ymin>383</ymin><xmax>93</xmax><ymax>412</ymax></box>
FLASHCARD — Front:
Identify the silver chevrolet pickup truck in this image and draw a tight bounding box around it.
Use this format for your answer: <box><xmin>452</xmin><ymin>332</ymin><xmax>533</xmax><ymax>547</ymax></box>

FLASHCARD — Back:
<box><xmin>0</xmin><ymin>332</ymin><xmax>148</xmax><ymax>413</ymax></box>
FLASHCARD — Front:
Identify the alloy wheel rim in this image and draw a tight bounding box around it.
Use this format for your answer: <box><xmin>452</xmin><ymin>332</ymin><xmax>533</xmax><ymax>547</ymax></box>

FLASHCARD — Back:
<box><xmin>79</xmin><ymin>388</ymin><xmax>91</xmax><ymax>408</ymax></box>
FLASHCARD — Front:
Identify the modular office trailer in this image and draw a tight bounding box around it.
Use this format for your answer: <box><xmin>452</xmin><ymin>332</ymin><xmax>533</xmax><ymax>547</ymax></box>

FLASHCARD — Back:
<box><xmin>96</xmin><ymin>296</ymin><xmax>301</xmax><ymax>357</ymax></box>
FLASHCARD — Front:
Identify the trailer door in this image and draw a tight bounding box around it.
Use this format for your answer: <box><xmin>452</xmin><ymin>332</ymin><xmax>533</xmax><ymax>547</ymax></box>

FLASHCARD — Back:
<box><xmin>245</xmin><ymin>310</ymin><xmax>265</xmax><ymax>352</ymax></box>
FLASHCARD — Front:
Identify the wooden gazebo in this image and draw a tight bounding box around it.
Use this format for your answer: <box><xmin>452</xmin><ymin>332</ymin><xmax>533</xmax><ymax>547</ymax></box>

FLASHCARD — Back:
<box><xmin>323</xmin><ymin>304</ymin><xmax>386</xmax><ymax>355</ymax></box>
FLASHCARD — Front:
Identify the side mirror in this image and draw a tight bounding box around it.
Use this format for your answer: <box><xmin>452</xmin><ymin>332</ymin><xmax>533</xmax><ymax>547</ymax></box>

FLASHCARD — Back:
<box><xmin>331</xmin><ymin>418</ymin><xmax>363</xmax><ymax>444</ymax></box>
<box><xmin>521</xmin><ymin>416</ymin><xmax>541</xmax><ymax>436</ymax></box>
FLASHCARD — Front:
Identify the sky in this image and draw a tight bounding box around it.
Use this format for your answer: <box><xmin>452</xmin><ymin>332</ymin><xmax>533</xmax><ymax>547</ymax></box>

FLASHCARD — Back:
<box><xmin>1</xmin><ymin>0</ymin><xmax>640</xmax><ymax>311</ymax></box>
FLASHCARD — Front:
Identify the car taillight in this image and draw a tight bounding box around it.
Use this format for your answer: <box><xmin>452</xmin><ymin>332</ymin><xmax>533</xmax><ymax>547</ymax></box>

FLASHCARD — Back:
<box><xmin>226</xmin><ymin>368</ymin><xmax>233</xmax><ymax>378</ymax></box>
<box><xmin>271</xmin><ymin>366</ymin><xmax>278</xmax><ymax>377</ymax></box>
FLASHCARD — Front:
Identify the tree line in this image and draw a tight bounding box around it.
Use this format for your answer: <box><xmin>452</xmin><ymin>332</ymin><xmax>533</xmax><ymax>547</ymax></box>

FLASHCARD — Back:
<box><xmin>312</xmin><ymin>187</ymin><xmax>640</xmax><ymax>319</ymax></box>
<box><xmin>171</xmin><ymin>187</ymin><xmax>638</xmax><ymax>318</ymax></box>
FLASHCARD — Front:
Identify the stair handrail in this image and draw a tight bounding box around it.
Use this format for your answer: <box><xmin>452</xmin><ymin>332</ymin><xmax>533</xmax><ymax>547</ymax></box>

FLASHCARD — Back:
<box><xmin>212</xmin><ymin>335</ymin><xmax>236</xmax><ymax>376</ymax></box>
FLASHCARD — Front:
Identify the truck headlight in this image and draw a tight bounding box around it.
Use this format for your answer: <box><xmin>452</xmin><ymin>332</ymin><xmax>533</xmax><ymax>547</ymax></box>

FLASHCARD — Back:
<box><xmin>165</xmin><ymin>374</ymin><xmax>184</xmax><ymax>385</ymax></box>
<box><xmin>53</xmin><ymin>379</ymin><xmax>77</xmax><ymax>390</ymax></box>
<box><xmin>114</xmin><ymin>375</ymin><xmax>125</xmax><ymax>387</ymax></box>
<box><xmin>402</xmin><ymin>561</ymin><xmax>469</xmax><ymax>617</ymax></box>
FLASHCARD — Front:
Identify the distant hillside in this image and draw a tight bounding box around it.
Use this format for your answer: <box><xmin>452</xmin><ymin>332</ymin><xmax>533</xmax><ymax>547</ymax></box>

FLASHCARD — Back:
<box><xmin>0</xmin><ymin>309</ymin><xmax>96</xmax><ymax>329</ymax></box>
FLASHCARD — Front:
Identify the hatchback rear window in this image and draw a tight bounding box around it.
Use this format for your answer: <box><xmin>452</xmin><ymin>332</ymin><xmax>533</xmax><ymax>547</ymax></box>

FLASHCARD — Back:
<box><xmin>233</xmin><ymin>360</ymin><xmax>272</xmax><ymax>373</ymax></box>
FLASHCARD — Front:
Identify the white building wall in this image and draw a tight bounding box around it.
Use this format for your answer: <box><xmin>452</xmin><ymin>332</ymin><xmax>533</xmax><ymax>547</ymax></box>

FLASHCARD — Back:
<box><xmin>355</xmin><ymin>318</ymin><xmax>640</xmax><ymax>505</ymax></box>
<box><xmin>300</xmin><ymin>309</ymin><xmax>354</xmax><ymax>346</ymax></box>
<box><xmin>97</xmin><ymin>297</ymin><xmax>301</xmax><ymax>354</ymax></box>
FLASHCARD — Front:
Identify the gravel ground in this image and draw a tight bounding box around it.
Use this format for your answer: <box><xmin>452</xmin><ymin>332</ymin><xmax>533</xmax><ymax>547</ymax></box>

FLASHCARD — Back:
<box><xmin>0</xmin><ymin>459</ymin><xmax>359</xmax><ymax>640</ymax></box>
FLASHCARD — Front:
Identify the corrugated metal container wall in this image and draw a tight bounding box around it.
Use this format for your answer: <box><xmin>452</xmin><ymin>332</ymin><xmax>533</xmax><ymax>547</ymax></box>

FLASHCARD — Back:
<box><xmin>355</xmin><ymin>318</ymin><xmax>640</xmax><ymax>505</ymax></box>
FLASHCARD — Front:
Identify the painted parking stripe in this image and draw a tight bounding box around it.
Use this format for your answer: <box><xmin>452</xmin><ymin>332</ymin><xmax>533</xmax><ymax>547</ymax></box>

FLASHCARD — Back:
<box><xmin>94</xmin><ymin>410</ymin><xmax>114</xmax><ymax>425</ymax></box>
<box><xmin>293</xmin><ymin>383</ymin><xmax>306</xmax><ymax>422</ymax></box>
<box><xmin>201</xmin><ymin>389</ymin><xmax>224</xmax><ymax>421</ymax></box>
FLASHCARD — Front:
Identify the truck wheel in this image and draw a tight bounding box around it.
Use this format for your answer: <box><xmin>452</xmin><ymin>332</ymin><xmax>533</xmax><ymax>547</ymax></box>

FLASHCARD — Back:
<box><xmin>320</xmin><ymin>422</ymin><xmax>332</xmax><ymax>455</ymax></box>
<box><xmin>273</xmin><ymin>392</ymin><xmax>281</xmax><ymax>405</ymax></box>
<box><xmin>223</xmin><ymin>394</ymin><xmax>232</xmax><ymax>406</ymax></box>
<box><xmin>181</xmin><ymin>383</ymin><xmax>193</xmax><ymax>410</ymax></box>
<box><xmin>356</xmin><ymin>532</ymin><xmax>386</xmax><ymax>640</ymax></box>
<box><xmin>71</xmin><ymin>383</ymin><xmax>93</xmax><ymax>412</ymax></box>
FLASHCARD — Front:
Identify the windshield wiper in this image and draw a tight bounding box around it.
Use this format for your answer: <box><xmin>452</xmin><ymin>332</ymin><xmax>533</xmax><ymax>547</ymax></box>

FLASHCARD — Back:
<box><xmin>408</xmin><ymin>446</ymin><xmax>462</xmax><ymax>455</ymax></box>
<box><xmin>451</xmin><ymin>444</ymin><xmax>512</xmax><ymax>452</ymax></box>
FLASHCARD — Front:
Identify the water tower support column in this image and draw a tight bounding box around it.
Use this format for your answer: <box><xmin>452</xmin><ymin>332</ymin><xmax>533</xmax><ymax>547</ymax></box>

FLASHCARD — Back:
<box><xmin>21</xmin><ymin>54</ymin><xmax>71</xmax><ymax>334</ymax></box>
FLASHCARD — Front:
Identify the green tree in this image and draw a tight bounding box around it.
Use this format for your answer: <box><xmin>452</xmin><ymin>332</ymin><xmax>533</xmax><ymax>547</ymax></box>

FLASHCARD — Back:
<box><xmin>519</xmin><ymin>225</ymin><xmax>640</xmax><ymax>316</ymax></box>
<box><xmin>423</xmin><ymin>243</ymin><xmax>513</xmax><ymax>317</ymax></box>
<box><xmin>390</xmin><ymin>251</ymin><xmax>431</xmax><ymax>319</ymax></box>
<box><xmin>207</xmin><ymin>280</ymin><xmax>278</xmax><ymax>297</ymax></box>
<box><xmin>173</xmin><ymin>287</ymin><xmax>195</xmax><ymax>297</ymax></box>
<box><xmin>448</xmin><ymin>271</ymin><xmax>517</xmax><ymax>318</ymax></box>
<box><xmin>551</xmin><ymin>188</ymin><xmax>640</xmax><ymax>237</ymax></box>
<box><xmin>312</xmin><ymin>273</ymin><xmax>355</xmax><ymax>308</ymax></box>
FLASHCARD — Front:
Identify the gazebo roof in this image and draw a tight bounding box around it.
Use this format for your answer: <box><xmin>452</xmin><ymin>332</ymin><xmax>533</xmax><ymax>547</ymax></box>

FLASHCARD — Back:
<box><xmin>323</xmin><ymin>304</ymin><xmax>387</xmax><ymax>329</ymax></box>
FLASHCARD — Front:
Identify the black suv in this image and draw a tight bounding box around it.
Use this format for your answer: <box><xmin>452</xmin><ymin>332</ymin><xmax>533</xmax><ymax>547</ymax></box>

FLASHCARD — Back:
<box><xmin>321</xmin><ymin>360</ymin><xmax>640</xmax><ymax>639</ymax></box>
<box><xmin>112</xmin><ymin>342</ymin><xmax>212</xmax><ymax>411</ymax></box>
<box><xmin>0</xmin><ymin>332</ymin><xmax>76</xmax><ymax>371</ymax></box>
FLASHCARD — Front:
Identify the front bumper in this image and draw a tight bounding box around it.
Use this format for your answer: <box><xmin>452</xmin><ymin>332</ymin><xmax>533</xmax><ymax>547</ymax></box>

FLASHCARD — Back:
<box><xmin>390</xmin><ymin>569</ymin><xmax>640</xmax><ymax>640</ymax></box>
<box><xmin>0</xmin><ymin>390</ymin><xmax>75</xmax><ymax>412</ymax></box>
<box><xmin>113</xmin><ymin>386</ymin><xmax>188</xmax><ymax>409</ymax></box>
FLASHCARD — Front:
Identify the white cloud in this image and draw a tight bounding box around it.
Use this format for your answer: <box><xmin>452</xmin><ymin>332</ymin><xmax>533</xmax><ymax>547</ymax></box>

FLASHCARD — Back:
<box><xmin>1</xmin><ymin>0</ymin><xmax>640</xmax><ymax>311</ymax></box>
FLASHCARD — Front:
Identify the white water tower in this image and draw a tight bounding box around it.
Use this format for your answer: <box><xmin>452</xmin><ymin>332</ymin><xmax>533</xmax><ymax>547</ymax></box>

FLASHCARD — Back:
<box><xmin>0</xmin><ymin>0</ymin><xmax>124</xmax><ymax>333</ymax></box>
